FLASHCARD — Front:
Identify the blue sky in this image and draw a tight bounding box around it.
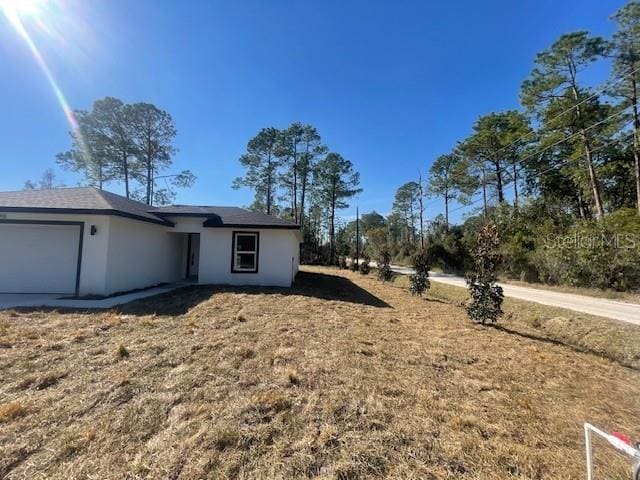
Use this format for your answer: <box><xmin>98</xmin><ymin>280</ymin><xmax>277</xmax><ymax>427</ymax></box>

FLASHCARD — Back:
<box><xmin>0</xmin><ymin>0</ymin><xmax>625</xmax><ymax>223</ymax></box>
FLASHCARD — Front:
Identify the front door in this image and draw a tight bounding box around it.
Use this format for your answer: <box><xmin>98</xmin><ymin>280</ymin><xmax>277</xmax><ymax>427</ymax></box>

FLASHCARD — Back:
<box><xmin>187</xmin><ymin>233</ymin><xmax>200</xmax><ymax>278</ymax></box>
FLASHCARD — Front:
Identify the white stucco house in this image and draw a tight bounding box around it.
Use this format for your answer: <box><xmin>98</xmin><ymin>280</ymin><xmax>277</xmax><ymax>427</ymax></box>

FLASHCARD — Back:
<box><xmin>0</xmin><ymin>187</ymin><xmax>301</xmax><ymax>296</ymax></box>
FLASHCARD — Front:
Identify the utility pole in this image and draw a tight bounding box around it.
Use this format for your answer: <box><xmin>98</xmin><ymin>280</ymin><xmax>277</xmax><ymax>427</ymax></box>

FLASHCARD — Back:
<box><xmin>355</xmin><ymin>206</ymin><xmax>359</xmax><ymax>266</ymax></box>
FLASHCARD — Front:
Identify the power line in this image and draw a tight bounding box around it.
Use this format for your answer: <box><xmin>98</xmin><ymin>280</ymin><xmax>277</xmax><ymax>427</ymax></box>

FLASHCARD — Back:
<box><xmin>446</xmin><ymin>126</ymin><xmax>636</xmax><ymax>218</ymax></box>
<box><xmin>421</xmin><ymin>104</ymin><xmax>632</xmax><ymax>212</ymax></box>
<box><xmin>419</xmin><ymin>64</ymin><xmax>640</xmax><ymax>211</ymax></box>
<box><xmin>467</xmin><ymin>63</ymin><xmax>640</xmax><ymax>162</ymax></box>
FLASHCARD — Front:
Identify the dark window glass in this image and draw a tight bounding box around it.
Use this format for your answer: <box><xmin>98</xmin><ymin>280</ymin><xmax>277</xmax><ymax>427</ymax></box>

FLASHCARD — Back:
<box><xmin>233</xmin><ymin>232</ymin><xmax>258</xmax><ymax>272</ymax></box>
<box><xmin>236</xmin><ymin>253</ymin><xmax>256</xmax><ymax>270</ymax></box>
<box><xmin>236</xmin><ymin>234</ymin><xmax>256</xmax><ymax>252</ymax></box>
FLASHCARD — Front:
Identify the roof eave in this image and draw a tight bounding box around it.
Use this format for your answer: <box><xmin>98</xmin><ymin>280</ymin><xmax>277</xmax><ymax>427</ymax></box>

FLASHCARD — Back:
<box><xmin>153</xmin><ymin>212</ymin><xmax>216</xmax><ymax>218</ymax></box>
<box><xmin>0</xmin><ymin>207</ymin><xmax>174</xmax><ymax>227</ymax></box>
<box><xmin>202</xmin><ymin>221</ymin><xmax>300</xmax><ymax>230</ymax></box>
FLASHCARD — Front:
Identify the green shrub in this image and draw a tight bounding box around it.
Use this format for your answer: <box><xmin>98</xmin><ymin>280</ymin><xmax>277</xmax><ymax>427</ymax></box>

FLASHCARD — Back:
<box><xmin>376</xmin><ymin>247</ymin><xmax>393</xmax><ymax>282</ymax></box>
<box><xmin>116</xmin><ymin>345</ymin><xmax>129</xmax><ymax>359</ymax></box>
<box><xmin>426</xmin><ymin>223</ymin><xmax>469</xmax><ymax>274</ymax></box>
<box><xmin>392</xmin><ymin>241</ymin><xmax>418</xmax><ymax>266</ymax></box>
<box><xmin>534</xmin><ymin>209</ymin><xmax>640</xmax><ymax>291</ymax></box>
<box><xmin>359</xmin><ymin>255</ymin><xmax>371</xmax><ymax>275</ymax></box>
<box><xmin>466</xmin><ymin>224</ymin><xmax>504</xmax><ymax>324</ymax></box>
<box><xmin>409</xmin><ymin>250</ymin><xmax>431</xmax><ymax>296</ymax></box>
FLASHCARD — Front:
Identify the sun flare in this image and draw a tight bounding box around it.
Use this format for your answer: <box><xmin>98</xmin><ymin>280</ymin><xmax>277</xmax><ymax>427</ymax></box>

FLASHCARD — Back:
<box><xmin>0</xmin><ymin>0</ymin><xmax>48</xmax><ymax>17</ymax></box>
<box><xmin>1</xmin><ymin>0</ymin><xmax>91</xmax><ymax>164</ymax></box>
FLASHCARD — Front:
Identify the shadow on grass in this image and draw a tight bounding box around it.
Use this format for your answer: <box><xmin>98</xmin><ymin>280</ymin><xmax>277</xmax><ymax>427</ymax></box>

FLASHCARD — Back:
<box><xmin>10</xmin><ymin>271</ymin><xmax>391</xmax><ymax>317</ymax></box>
<box><xmin>423</xmin><ymin>297</ymin><xmax>451</xmax><ymax>305</ymax></box>
<box><xmin>114</xmin><ymin>270</ymin><xmax>391</xmax><ymax>316</ymax></box>
<box><xmin>489</xmin><ymin>324</ymin><xmax>638</xmax><ymax>371</ymax></box>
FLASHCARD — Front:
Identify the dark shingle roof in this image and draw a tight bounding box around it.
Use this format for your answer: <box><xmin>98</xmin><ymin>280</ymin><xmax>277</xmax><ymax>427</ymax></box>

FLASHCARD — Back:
<box><xmin>154</xmin><ymin>205</ymin><xmax>299</xmax><ymax>229</ymax></box>
<box><xmin>0</xmin><ymin>187</ymin><xmax>170</xmax><ymax>225</ymax></box>
<box><xmin>0</xmin><ymin>188</ymin><xmax>300</xmax><ymax>229</ymax></box>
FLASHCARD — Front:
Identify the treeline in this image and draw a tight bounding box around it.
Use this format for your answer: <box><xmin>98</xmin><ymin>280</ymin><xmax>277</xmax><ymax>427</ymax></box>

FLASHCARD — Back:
<box><xmin>340</xmin><ymin>1</ymin><xmax>640</xmax><ymax>292</ymax></box>
<box><xmin>53</xmin><ymin>97</ymin><xmax>194</xmax><ymax>205</ymax></box>
<box><xmin>232</xmin><ymin>123</ymin><xmax>362</xmax><ymax>263</ymax></box>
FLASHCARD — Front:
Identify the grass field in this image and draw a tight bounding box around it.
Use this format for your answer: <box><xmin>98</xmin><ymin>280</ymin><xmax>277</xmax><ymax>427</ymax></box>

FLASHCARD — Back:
<box><xmin>1</xmin><ymin>266</ymin><xmax>639</xmax><ymax>479</ymax></box>
<box><xmin>395</xmin><ymin>274</ymin><xmax>640</xmax><ymax>370</ymax></box>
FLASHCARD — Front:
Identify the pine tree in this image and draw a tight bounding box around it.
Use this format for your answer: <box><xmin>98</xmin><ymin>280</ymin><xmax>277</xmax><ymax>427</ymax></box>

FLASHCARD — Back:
<box><xmin>427</xmin><ymin>153</ymin><xmax>476</xmax><ymax>227</ymax></box>
<box><xmin>521</xmin><ymin>32</ymin><xmax>609</xmax><ymax>219</ymax></box>
<box><xmin>313</xmin><ymin>153</ymin><xmax>362</xmax><ymax>264</ymax></box>
<box><xmin>610</xmin><ymin>1</ymin><xmax>640</xmax><ymax>215</ymax></box>
<box><xmin>459</xmin><ymin>111</ymin><xmax>533</xmax><ymax>207</ymax></box>
<box><xmin>233</xmin><ymin>127</ymin><xmax>282</xmax><ymax>215</ymax></box>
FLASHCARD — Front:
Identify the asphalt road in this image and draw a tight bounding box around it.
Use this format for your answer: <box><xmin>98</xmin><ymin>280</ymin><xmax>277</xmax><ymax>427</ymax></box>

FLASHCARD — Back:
<box><xmin>386</xmin><ymin>264</ymin><xmax>640</xmax><ymax>326</ymax></box>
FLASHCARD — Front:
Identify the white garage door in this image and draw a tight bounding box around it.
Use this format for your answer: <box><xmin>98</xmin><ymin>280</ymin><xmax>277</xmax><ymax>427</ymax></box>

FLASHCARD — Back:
<box><xmin>0</xmin><ymin>223</ymin><xmax>81</xmax><ymax>294</ymax></box>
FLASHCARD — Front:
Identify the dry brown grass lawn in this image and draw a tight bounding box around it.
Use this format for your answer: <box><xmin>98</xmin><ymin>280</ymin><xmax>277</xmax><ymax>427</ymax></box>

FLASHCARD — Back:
<box><xmin>395</xmin><ymin>275</ymin><xmax>640</xmax><ymax>370</ymax></box>
<box><xmin>1</xmin><ymin>266</ymin><xmax>639</xmax><ymax>479</ymax></box>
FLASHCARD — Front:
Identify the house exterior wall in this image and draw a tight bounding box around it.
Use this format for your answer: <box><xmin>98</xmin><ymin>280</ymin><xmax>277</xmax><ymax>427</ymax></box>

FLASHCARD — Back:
<box><xmin>1</xmin><ymin>212</ymin><xmax>184</xmax><ymax>296</ymax></box>
<box><xmin>199</xmin><ymin>228</ymin><xmax>300</xmax><ymax>287</ymax></box>
<box><xmin>165</xmin><ymin>217</ymin><xmax>301</xmax><ymax>287</ymax></box>
<box><xmin>0</xmin><ymin>211</ymin><xmax>301</xmax><ymax>295</ymax></box>
<box><xmin>104</xmin><ymin>216</ymin><xmax>183</xmax><ymax>295</ymax></box>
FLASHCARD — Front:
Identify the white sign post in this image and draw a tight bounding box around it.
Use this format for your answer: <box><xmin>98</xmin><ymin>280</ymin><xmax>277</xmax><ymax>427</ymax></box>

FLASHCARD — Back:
<box><xmin>584</xmin><ymin>423</ymin><xmax>640</xmax><ymax>480</ymax></box>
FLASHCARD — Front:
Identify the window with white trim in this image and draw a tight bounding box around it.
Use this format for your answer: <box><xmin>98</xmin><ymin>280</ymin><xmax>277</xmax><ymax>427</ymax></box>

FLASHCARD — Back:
<box><xmin>232</xmin><ymin>232</ymin><xmax>259</xmax><ymax>273</ymax></box>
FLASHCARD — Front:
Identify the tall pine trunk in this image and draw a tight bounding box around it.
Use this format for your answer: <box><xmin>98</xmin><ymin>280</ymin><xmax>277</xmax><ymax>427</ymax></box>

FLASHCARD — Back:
<box><xmin>292</xmin><ymin>145</ymin><xmax>298</xmax><ymax>222</ymax></box>
<box><xmin>634</xmin><ymin>137</ymin><xmax>640</xmax><ymax>215</ymax></box>
<box><xmin>494</xmin><ymin>160</ymin><xmax>504</xmax><ymax>203</ymax></box>
<box><xmin>123</xmin><ymin>152</ymin><xmax>130</xmax><ymax>198</ymax></box>
<box><xmin>149</xmin><ymin>164</ymin><xmax>155</xmax><ymax>206</ymax></box>
<box><xmin>266</xmin><ymin>153</ymin><xmax>273</xmax><ymax>215</ymax></box>
<box><xmin>481</xmin><ymin>167</ymin><xmax>488</xmax><ymax>219</ymax></box>
<box><xmin>98</xmin><ymin>158</ymin><xmax>104</xmax><ymax>190</ymax></box>
<box><xmin>632</xmin><ymin>77</ymin><xmax>640</xmax><ymax>215</ymax></box>
<box><xmin>577</xmin><ymin>191</ymin><xmax>586</xmax><ymax>219</ymax></box>
<box><xmin>145</xmin><ymin>131</ymin><xmax>153</xmax><ymax>205</ymax></box>
<box><xmin>570</xmin><ymin>83</ymin><xmax>604</xmax><ymax>219</ymax></box>
<box><xmin>329</xmin><ymin>195</ymin><xmax>336</xmax><ymax>265</ymax></box>
<box><xmin>146</xmin><ymin>158</ymin><xmax>152</xmax><ymax>205</ymax></box>
<box><xmin>409</xmin><ymin>202</ymin><xmax>415</xmax><ymax>243</ymax></box>
<box><xmin>300</xmin><ymin>176</ymin><xmax>307</xmax><ymax>230</ymax></box>
<box><xmin>512</xmin><ymin>163</ymin><xmax>519</xmax><ymax>207</ymax></box>
<box><xmin>298</xmin><ymin>166</ymin><xmax>307</xmax><ymax>257</ymax></box>
<box><xmin>299</xmin><ymin>147</ymin><xmax>310</xmax><ymax>230</ymax></box>
<box><xmin>418</xmin><ymin>171</ymin><xmax>424</xmax><ymax>249</ymax></box>
<box><xmin>584</xmin><ymin>139</ymin><xmax>604</xmax><ymax>219</ymax></box>
<box><xmin>444</xmin><ymin>190</ymin><xmax>449</xmax><ymax>229</ymax></box>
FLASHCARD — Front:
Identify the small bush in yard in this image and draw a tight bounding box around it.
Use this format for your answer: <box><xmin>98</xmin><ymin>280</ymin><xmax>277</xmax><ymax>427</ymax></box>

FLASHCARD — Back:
<box><xmin>212</xmin><ymin>426</ymin><xmax>240</xmax><ymax>451</ymax></box>
<box><xmin>116</xmin><ymin>345</ymin><xmax>129</xmax><ymax>359</ymax></box>
<box><xmin>349</xmin><ymin>259</ymin><xmax>359</xmax><ymax>272</ymax></box>
<box><xmin>466</xmin><ymin>224</ymin><xmax>504</xmax><ymax>324</ymax></box>
<box><xmin>376</xmin><ymin>247</ymin><xmax>393</xmax><ymax>282</ymax></box>
<box><xmin>0</xmin><ymin>401</ymin><xmax>26</xmax><ymax>422</ymax></box>
<box><xmin>359</xmin><ymin>255</ymin><xmax>371</xmax><ymax>275</ymax></box>
<box><xmin>286</xmin><ymin>367</ymin><xmax>301</xmax><ymax>385</ymax></box>
<box><xmin>338</xmin><ymin>256</ymin><xmax>348</xmax><ymax>269</ymax></box>
<box><xmin>409</xmin><ymin>250</ymin><xmax>431</xmax><ymax>296</ymax></box>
